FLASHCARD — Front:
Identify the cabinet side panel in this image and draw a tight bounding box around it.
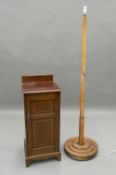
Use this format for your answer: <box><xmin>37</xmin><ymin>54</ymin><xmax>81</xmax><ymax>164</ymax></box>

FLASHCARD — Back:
<box><xmin>54</xmin><ymin>92</ymin><xmax>61</xmax><ymax>151</ymax></box>
<box><xmin>25</xmin><ymin>95</ymin><xmax>33</xmax><ymax>155</ymax></box>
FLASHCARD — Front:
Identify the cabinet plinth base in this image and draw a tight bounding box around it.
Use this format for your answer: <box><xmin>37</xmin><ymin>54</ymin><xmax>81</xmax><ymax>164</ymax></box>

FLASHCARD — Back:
<box><xmin>24</xmin><ymin>140</ymin><xmax>61</xmax><ymax>167</ymax></box>
<box><xmin>64</xmin><ymin>137</ymin><xmax>98</xmax><ymax>161</ymax></box>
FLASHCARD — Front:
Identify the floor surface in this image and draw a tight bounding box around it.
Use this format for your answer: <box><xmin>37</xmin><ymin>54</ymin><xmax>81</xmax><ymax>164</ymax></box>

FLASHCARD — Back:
<box><xmin>0</xmin><ymin>109</ymin><xmax>116</xmax><ymax>175</ymax></box>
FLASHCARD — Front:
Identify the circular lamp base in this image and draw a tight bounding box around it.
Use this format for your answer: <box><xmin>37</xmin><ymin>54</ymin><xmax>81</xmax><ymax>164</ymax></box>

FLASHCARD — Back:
<box><xmin>64</xmin><ymin>137</ymin><xmax>98</xmax><ymax>161</ymax></box>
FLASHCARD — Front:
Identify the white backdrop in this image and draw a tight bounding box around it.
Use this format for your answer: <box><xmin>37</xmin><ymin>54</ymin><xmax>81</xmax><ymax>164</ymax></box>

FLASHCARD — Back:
<box><xmin>0</xmin><ymin>0</ymin><xmax>116</xmax><ymax>109</ymax></box>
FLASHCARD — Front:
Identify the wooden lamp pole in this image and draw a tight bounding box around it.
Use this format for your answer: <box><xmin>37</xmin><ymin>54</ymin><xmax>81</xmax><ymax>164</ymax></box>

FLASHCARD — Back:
<box><xmin>64</xmin><ymin>6</ymin><xmax>98</xmax><ymax>160</ymax></box>
<box><xmin>79</xmin><ymin>7</ymin><xmax>87</xmax><ymax>145</ymax></box>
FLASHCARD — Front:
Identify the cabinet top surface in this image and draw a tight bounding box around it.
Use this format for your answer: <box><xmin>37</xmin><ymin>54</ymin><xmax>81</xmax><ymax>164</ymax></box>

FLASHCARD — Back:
<box><xmin>22</xmin><ymin>81</ymin><xmax>60</xmax><ymax>94</ymax></box>
<box><xmin>21</xmin><ymin>75</ymin><xmax>60</xmax><ymax>94</ymax></box>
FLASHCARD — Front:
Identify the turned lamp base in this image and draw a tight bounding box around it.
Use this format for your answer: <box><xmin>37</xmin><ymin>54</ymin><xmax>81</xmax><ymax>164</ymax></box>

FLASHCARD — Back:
<box><xmin>64</xmin><ymin>137</ymin><xmax>98</xmax><ymax>161</ymax></box>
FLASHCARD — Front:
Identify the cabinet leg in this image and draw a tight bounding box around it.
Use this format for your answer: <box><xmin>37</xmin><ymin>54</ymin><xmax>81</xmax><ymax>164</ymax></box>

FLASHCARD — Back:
<box><xmin>56</xmin><ymin>154</ymin><xmax>61</xmax><ymax>161</ymax></box>
<box><xmin>26</xmin><ymin>159</ymin><xmax>31</xmax><ymax>167</ymax></box>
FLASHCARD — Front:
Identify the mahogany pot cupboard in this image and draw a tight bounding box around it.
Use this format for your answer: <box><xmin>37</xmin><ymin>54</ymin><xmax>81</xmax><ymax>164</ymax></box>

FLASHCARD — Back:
<box><xmin>22</xmin><ymin>75</ymin><xmax>61</xmax><ymax>166</ymax></box>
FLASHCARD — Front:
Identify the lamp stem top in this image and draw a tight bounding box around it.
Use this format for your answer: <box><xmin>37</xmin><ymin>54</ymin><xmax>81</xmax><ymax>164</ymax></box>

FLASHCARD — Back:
<box><xmin>83</xmin><ymin>6</ymin><xmax>87</xmax><ymax>16</ymax></box>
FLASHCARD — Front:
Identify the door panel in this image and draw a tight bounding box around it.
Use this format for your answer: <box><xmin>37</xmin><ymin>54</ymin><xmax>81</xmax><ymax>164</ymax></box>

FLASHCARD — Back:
<box><xmin>31</xmin><ymin>100</ymin><xmax>55</xmax><ymax>113</ymax></box>
<box><xmin>32</xmin><ymin>118</ymin><xmax>55</xmax><ymax>148</ymax></box>
<box><xmin>26</xmin><ymin>93</ymin><xmax>59</xmax><ymax>155</ymax></box>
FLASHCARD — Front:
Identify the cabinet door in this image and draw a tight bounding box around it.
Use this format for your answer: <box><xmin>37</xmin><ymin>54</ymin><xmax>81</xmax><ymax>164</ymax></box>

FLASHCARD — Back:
<box><xmin>25</xmin><ymin>93</ymin><xmax>60</xmax><ymax>155</ymax></box>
